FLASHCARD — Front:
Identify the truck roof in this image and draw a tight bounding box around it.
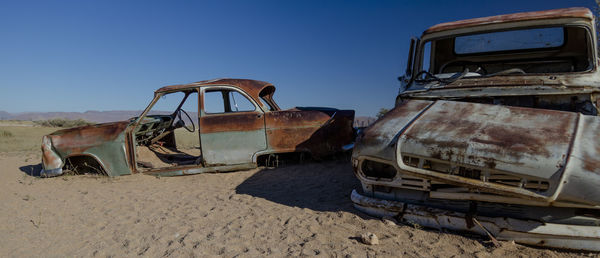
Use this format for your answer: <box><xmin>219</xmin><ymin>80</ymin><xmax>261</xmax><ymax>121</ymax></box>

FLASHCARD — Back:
<box><xmin>424</xmin><ymin>7</ymin><xmax>593</xmax><ymax>35</ymax></box>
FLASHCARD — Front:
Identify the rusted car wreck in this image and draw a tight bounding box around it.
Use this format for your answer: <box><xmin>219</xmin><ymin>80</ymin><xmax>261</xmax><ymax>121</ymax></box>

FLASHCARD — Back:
<box><xmin>352</xmin><ymin>8</ymin><xmax>600</xmax><ymax>250</ymax></box>
<box><xmin>41</xmin><ymin>79</ymin><xmax>354</xmax><ymax>177</ymax></box>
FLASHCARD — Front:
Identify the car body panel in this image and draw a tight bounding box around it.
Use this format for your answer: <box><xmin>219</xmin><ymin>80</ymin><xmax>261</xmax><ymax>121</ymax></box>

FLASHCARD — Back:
<box><xmin>41</xmin><ymin>121</ymin><xmax>131</xmax><ymax>177</ymax></box>
<box><xmin>200</xmin><ymin>112</ymin><xmax>267</xmax><ymax>165</ymax></box>
<box><xmin>264</xmin><ymin>108</ymin><xmax>354</xmax><ymax>157</ymax></box>
<box><xmin>41</xmin><ymin>78</ymin><xmax>355</xmax><ymax>177</ymax></box>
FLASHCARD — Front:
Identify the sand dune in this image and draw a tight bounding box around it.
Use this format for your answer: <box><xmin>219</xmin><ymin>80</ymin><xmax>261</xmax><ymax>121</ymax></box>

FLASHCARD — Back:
<box><xmin>0</xmin><ymin>152</ymin><xmax>590</xmax><ymax>257</ymax></box>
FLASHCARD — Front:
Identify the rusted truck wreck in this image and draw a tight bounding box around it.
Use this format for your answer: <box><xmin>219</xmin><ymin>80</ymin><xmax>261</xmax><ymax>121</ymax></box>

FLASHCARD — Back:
<box><xmin>352</xmin><ymin>8</ymin><xmax>600</xmax><ymax>250</ymax></box>
<box><xmin>41</xmin><ymin>79</ymin><xmax>354</xmax><ymax>177</ymax></box>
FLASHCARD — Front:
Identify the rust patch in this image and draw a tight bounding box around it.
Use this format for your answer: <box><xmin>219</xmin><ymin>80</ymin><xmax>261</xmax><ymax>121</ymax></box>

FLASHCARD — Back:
<box><xmin>363</xmin><ymin>100</ymin><xmax>432</xmax><ymax>139</ymax></box>
<box><xmin>582</xmin><ymin>153</ymin><xmax>600</xmax><ymax>175</ymax></box>
<box><xmin>266</xmin><ymin>110</ymin><xmax>331</xmax><ymax>128</ymax></box>
<box><xmin>41</xmin><ymin>136</ymin><xmax>62</xmax><ymax>169</ymax></box>
<box><xmin>50</xmin><ymin>121</ymin><xmax>129</xmax><ymax>153</ymax></box>
<box><xmin>410</xmin><ymin>137</ymin><xmax>470</xmax><ymax>150</ymax></box>
<box><xmin>200</xmin><ymin>112</ymin><xmax>265</xmax><ymax>134</ymax></box>
<box><xmin>266</xmin><ymin>109</ymin><xmax>355</xmax><ymax>157</ymax></box>
<box><xmin>157</xmin><ymin>79</ymin><xmax>276</xmax><ymax>111</ymax></box>
<box><xmin>403</xmin><ymin>101</ymin><xmax>576</xmax><ymax>159</ymax></box>
<box><xmin>266</xmin><ymin>127</ymin><xmax>319</xmax><ymax>150</ymax></box>
<box><xmin>483</xmin><ymin>158</ymin><xmax>497</xmax><ymax>169</ymax></box>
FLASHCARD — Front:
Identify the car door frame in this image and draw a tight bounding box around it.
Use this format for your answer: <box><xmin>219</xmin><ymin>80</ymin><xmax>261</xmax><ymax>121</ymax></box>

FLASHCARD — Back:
<box><xmin>126</xmin><ymin>88</ymin><xmax>203</xmax><ymax>175</ymax></box>
<box><xmin>198</xmin><ymin>85</ymin><xmax>268</xmax><ymax>166</ymax></box>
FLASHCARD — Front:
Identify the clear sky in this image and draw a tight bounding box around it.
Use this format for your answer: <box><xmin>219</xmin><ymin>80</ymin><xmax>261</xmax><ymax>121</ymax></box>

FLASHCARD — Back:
<box><xmin>0</xmin><ymin>0</ymin><xmax>596</xmax><ymax>116</ymax></box>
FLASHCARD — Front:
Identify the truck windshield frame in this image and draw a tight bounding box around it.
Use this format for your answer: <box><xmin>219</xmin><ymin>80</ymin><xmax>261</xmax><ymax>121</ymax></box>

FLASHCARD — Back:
<box><xmin>409</xmin><ymin>24</ymin><xmax>594</xmax><ymax>83</ymax></box>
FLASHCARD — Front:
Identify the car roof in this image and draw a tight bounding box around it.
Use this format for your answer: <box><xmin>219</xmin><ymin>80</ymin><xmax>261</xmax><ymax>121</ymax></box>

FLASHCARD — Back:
<box><xmin>423</xmin><ymin>7</ymin><xmax>593</xmax><ymax>35</ymax></box>
<box><xmin>156</xmin><ymin>78</ymin><xmax>275</xmax><ymax>101</ymax></box>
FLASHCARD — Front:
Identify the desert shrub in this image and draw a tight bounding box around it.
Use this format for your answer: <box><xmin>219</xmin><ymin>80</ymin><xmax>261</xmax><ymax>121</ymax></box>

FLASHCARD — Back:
<box><xmin>34</xmin><ymin>118</ymin><xmax>93</xmax><ymax>128</ymax></box>
<box><xmin>0</xmin><ymin>129</ymin><xmax>13</xmax><ymax>138</ymax></box>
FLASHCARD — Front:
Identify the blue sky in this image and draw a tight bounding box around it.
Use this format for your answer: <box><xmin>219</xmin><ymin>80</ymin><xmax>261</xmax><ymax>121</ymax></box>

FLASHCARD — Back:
<box><xmin>0</xmin><ymin>0</ymin><xmax>596</xmax><ymax>117</ymax></box>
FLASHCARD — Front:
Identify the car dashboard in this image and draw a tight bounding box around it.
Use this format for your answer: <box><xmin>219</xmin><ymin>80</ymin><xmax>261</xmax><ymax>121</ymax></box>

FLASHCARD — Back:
<box><xmin>133</xmin><ymin>115</ymin><xmax>174</xmax><ymax>145</ymax></box>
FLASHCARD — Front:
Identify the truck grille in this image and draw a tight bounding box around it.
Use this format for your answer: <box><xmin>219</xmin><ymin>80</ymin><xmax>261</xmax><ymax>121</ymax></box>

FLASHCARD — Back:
<box><xmin>402</xmin><ymin>155</ymin><xmax>549</xmax><ymax>192</ymax></box>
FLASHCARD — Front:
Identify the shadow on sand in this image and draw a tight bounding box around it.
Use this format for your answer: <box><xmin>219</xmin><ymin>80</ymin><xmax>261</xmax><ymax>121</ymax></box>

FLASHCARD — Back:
<box><xmin>19</xmin><ymin>164</ymin><xmax>42</xmax><ymax>177</ymax></box>
<box><xmin>235</xmin><ymin>160</ymin><xmax>362</xmax><ymax>213</ymax></box>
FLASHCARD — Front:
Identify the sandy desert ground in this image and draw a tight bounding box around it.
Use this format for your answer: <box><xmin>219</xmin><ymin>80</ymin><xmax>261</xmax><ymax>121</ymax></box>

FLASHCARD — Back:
<box><xmin>2</xmin><ymin>149</ymin><xmax>599</xmax><ymax>257</ymax></box>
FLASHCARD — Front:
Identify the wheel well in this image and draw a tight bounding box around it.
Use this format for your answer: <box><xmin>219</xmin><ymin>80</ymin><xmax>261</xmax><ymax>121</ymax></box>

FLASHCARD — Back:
<box><xmin>63</xmin><ymin>155</ymin><xmax>107</xmax><ymax>176</ymax></box>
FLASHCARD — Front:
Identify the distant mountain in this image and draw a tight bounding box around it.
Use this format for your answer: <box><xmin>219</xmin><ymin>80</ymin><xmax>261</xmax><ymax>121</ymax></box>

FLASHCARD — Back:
<box><xmin>0</xmin><ymin>110</ymin><xmax>144</xmax><ymax>123</ymax></box>
<box><xmin>0</xmin><ymin>111</ymin><xmax>11</xmax><ymax>120</ymax></box>
<box><xmin>0</xmin><ymin>110</ymin><xmax>378</xmax><ymax>127</ymax></box>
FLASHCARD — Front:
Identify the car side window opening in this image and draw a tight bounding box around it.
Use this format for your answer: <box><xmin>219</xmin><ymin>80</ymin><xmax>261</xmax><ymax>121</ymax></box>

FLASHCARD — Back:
<box><xmin>259</xmin><ymin>96</ymin><xmax>275</xmax><ymax>111</ymax></box>
<box><xmin>203</xmin><ymin>91</ymin><xmax>226</xmax><ymax>113</ymax></box>
<box><xmin>204</xmin><ymin>89</ymin><xmax>256</xmax><ymax>114</ymax></box>
<box><xmin>229</xmin><ymin>91</ymin><xmax>255</xmax><ymax>112</ymax></box>
<box><xmin>257</xmin><ymin>86</ymin><xmax>279</xmax><ymax>111</ymax></box>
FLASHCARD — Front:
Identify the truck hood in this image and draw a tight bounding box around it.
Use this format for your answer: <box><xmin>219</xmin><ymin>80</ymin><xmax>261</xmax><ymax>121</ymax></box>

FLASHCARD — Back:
<box><xmin>400</xmin><ymin>100</ymin><xmax>574</xmax><ymax>180</ymax></box>
<box><xmin>354</xmin><ymin>99</ymin><xmax>600</xmax><ymax>205</ymax></box>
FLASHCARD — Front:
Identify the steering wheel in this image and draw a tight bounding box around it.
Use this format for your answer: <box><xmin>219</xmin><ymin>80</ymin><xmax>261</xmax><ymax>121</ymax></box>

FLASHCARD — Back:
<box><xmin>439</xmin><ymin>60</ymin><xmax>487</xmax><ymax>75</ymax></box>
<box><xmin>177</xmin><ymin>108</ymin><xmax>196</xmax><ymax>132</ymax></box>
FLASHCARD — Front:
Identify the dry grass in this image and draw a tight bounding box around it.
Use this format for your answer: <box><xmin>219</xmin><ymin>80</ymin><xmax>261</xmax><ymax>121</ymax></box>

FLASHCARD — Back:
<box><xmin>0</xmin><ymin>120</ymin><xmax>36</xmax><ymax>126</ymax></box>
<box><xmin>0</xmin><ymin>129</ymin><xmax>13</xmax><ymax>138</ymax></box>
<box><xmin>0</xmin><ymin>126</ymin><xmax>58</xmax><ymax>152</ymax></box>
<box><xmin>0</xmin><ymin>125</ymin><xmax>200</xmax><ymax>153</ymax></box>
<box><xmin>33</xmin><ymin>118</ymin><xmax>92</xmax><ymax>128</ymax></box>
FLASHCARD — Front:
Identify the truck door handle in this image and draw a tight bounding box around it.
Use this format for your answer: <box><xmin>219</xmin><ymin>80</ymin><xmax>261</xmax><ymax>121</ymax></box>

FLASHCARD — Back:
<box><xmin>257</xmin><ymin>114</ymin><xmax>263</xmax><ymax>118</ymax></box>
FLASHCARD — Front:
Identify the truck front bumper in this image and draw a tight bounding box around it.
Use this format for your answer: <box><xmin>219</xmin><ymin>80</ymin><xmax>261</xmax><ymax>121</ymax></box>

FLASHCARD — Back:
<box><xmin>351</xmin><ymin>189</ymin><xmax>600</xmax><ymax>251</ymax></box>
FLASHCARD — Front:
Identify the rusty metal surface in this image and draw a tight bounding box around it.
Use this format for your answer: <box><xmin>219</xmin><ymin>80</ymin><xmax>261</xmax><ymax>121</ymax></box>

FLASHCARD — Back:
<box><xmin>199</xmin><ymin>110</ymin><xmax>267</xmax><ymax>165</ymax></box>
<box><xmin>403</xmin><ymin>74</ymin><xmax>600</xmax><ymax>98</ymax></box>
<box><xmin>260</xmin><ymin>108</ymin><xmax>355</xmax><ymax>159</ymax></box>
<box><xmin>42</xmin><ymin>78</ymin><xmax>355</xmax><ymax>177</ymax></box>
<box><xmin>424</xmin><ymin>7</ymin><xmax>593</xmax><ymax>34</ymax></box>
<box><xmin>353</xmin><ymin>100</ymin><xmax>433</xmax><ymax>162</ymax></box>
<box><xmin>556</xmin><ymin>115</ymin><xmax>600</xmax><ymax>205</ymax></box>
<box><xmin>200</xmin><ymin>112</ymin><xmax>265</xmax><ymax>134</ymax></box>
<box><xmin>49</xmin><ymin>121</ymin><xmax>129</xmax><ymax>153</ymax></box>
<box><xmin>407</xmin><ymin>7</ymin><xmax>599</xmax><ymax>98</ymax></box>
<box><xmin>39</xmin><ymin>109</ymin><xmax>152</xmax><ymax>175</ymax></box>
<box><xmin>41</xmin><ymin>135</ymin><xmax>63</xmax><ymax>174</ymax></box>
<box><xmin>41</xmin><ymin>121</ymin><xmax>131</xmax><ymax>177</ymax></box>
<box><xmin>354</xmin><ymin>99</ymin><xmax>600</xmax><ymax>205</ymax></box>
<box><xmin>400</xmin><ymin>100</ymin><xmax>576</xmax><ymax>180</ymax></box>
<box><xmin>352</xmin><ymin>7</ymin><xmax>600</xmax><ymax>250</ymax></box>
<box><xmin>264</xmin><ymin>110</ymin><xmax>331</xmax><ymax>152</ymax></box>
<box><xmin>156</xmin><ymin>79</ymin><xmax>278</xmax><ymax>111</ymax></box>
<box><xmin>351</xmin><ymin>190</ymin><xmax>600</xmax><ymax>251</ymax></box>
